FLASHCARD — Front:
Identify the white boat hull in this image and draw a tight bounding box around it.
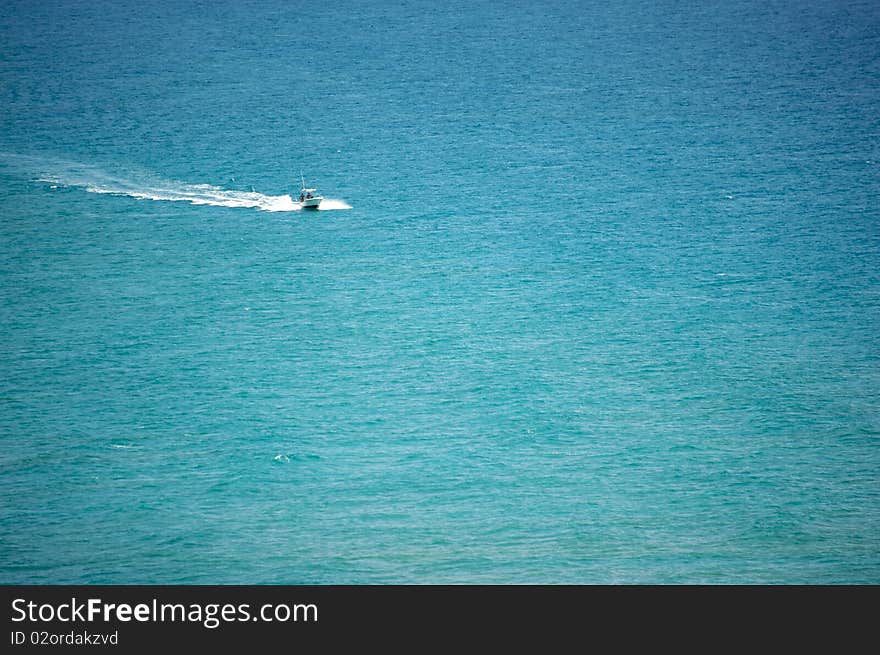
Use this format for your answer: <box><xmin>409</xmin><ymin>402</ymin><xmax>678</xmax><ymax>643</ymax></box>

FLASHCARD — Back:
<box><xmin>301</xmin><ymin>196</ymin><xmax>323</xmax><ymax>209</ymax></box>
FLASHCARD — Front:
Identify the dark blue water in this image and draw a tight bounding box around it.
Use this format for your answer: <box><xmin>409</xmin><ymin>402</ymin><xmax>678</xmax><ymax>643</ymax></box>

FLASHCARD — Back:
<box><xmin>1</xmin><ymin>0</ymin><xmax>878</xmax><ymax>583</ymax></box>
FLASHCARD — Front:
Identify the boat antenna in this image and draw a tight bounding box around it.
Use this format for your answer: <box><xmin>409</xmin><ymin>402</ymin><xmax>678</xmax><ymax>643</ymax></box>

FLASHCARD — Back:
<box><xmin>301</xmin><ymin>171</ymin><xmax>305</xmax><ymax>191</ymax></box>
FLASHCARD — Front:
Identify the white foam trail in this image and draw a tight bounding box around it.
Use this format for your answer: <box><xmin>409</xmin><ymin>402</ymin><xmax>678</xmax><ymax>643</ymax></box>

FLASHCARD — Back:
<box><xmin>80</xmin><ymin>180</ymin><xmax>303</xmax><ymax>212</ymax></box>
<box><xmin>7</xmin><ymin>154</ymin><xmax>350</xmax><ymax>212</ymax></box>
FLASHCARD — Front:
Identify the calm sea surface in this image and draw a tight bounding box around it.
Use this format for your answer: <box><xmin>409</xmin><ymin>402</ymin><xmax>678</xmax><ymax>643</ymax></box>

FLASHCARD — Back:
<box><xmin>1</xmin><ymin>0</ymin><xmax>878</xmax><ymax>583</ymax></box>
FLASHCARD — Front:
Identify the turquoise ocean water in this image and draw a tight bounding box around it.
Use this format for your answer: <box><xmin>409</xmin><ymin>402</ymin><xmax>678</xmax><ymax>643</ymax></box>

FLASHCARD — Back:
<box><xmin>1</xmin><ymin>0</ymin><xmax>878</xmax><ymax>583</ymax></box>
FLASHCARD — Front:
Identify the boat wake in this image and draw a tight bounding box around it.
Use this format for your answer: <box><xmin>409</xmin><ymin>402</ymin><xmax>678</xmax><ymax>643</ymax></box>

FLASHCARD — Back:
<box><xmin>63</xmin><ymin>175</ymin><xmax>305</xmax><ymax>212</ymax></box>
<box><xmin>3</xmin><ymin>154</ymin><xmax>351</xmax><ymax>212</ymax></box>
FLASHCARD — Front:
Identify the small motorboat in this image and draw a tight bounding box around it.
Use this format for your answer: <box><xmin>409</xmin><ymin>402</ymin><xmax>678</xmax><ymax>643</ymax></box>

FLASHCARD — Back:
<box><xmin>298</xmin><ymin>173</ymin><xmax>323</xmax><ymax>209</ymax></box>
